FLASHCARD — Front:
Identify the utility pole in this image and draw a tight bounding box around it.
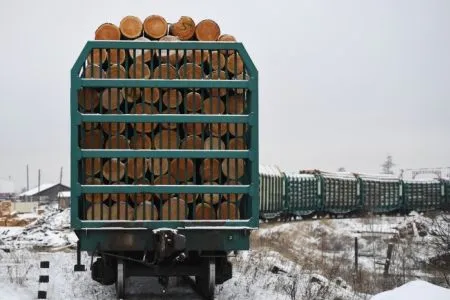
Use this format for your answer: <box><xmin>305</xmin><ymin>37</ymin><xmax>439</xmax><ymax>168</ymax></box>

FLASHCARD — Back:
<box><xmin>26</xmin><ymin>164</ymin><xmax>29</xmax><ymax>191</ymax></box>
<box><xmin>60</xmin><ymin>167</ymin><xmax>63</xmax><ymax>184</ymax></box>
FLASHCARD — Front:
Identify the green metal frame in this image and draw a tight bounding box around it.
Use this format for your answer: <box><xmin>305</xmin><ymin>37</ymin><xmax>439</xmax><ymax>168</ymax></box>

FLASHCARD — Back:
<box><xmin>285</xmin><ymin>174</ymin><xmax>319</xmax><ymax>216</ymax></box>
<box><xmin>70</xmin><ymin>41</ymin><xmax>258</xmax><ymax>250</ymax></box>
<box><xmin>259</xmin><ymin>170</ymin><xmax>284</xmax><ymax>219</ymax></box>
<box><xmin>357</xmin><ymin>177</ymin><xmax>402</xmax><ymax>213</ymax></box>
<box><xmin>402</xmin><ymin>180</ymin><xmax>442</xmax><ymax>211</ymax></box>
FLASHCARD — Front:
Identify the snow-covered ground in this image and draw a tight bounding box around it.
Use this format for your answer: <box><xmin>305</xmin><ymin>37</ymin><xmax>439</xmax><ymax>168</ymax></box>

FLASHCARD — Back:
<box><xmin>0</xmin><ymin>209</ymin><xmax>449</xmax><ymax>299</ymax></box>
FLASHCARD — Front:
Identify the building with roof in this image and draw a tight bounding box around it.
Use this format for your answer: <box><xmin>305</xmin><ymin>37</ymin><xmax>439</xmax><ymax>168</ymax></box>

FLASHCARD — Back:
<box><xmin>19</xmin><ymin>183</ymin><xmax>70</xmax><ymax>203</ymax></box>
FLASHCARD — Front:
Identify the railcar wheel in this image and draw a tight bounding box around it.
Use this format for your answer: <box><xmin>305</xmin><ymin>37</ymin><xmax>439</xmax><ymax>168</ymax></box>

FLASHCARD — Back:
<box><xmin>196</xmin><ymin>257</ymin><xmax>215</xmax><ymax>299</ymax></box>
<box><xmin>116</xmin><ymin>259</ymin><xmax>125</xmax><ymax>299</ymax></box>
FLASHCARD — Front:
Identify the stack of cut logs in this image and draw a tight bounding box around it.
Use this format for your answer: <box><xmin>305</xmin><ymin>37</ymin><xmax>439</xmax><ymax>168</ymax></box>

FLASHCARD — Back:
<box><xmin>80</xmin><ymin>15</ymin><xmax>248</xmax><ymax>221</ymax></box>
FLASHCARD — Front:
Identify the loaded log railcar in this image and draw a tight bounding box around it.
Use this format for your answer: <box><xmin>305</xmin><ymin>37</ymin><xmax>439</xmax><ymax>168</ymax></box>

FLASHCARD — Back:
<box><xmin>285</xmin><ymin>173</ymin><xmax>320</xmax><ymax>217</ymax></box>
<box><xmin>402</xmin><ymin>179</ymin><xmax>443</xmax><ymax>212</ymax></box>
<box><xmin>356</xmin><ymin>173</ymin><xmax>402</xmax><ymax>213</ymax></box>
<box><xmin>259</xmin><ymin>165</ymin><xmax>284</xmax><ymax>220</ymax></box>
<box><xmin>70</xmin><ymin>40</ymin><xmax>258</xmax><ymax>299</ymax></box>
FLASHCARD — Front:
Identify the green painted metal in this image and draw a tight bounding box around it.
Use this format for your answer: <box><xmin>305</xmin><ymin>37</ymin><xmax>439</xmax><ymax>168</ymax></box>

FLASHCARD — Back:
<box><xmin>357</xmin><ymin>174</ymin><xmax>402</xmax><ymax>213</ymax></box>
<box><xmin>285</xmin><ymin>174</ymin><xmax>319</xmax><ymax>216</ymax></box>
<box><xmin>259</xmin><ymin>166</ymin><xmax>284</xmax><ymax>219</ymax></box>
<box><xmin>444</xmin><ymin>179</ymin><xmax>450</xmax><ymax>210</ymax></box>
<box><xmin>318</xmin><ymin>172</ymin><xmax>359</xmax><ymax>213</ymax></box>
<box><xmin>70</xmin><ymin>40</ymin><xmax>258</xmax><ymax>251</ymax></box>
<box><xmin>402</xmin><ymin>179</ymin><xmax>442</xmax><ymax>211</ymax></box>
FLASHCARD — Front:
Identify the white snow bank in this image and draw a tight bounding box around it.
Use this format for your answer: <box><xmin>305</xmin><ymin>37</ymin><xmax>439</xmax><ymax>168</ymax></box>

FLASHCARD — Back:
<box><xmin>371</xmin><ymin>280</ymin><xmax>450</xmax><ymax>300</ymax></box>
<box><xmin>0</xmin><ymin>282</ymin><xmax>34</xmax><ymax>300</ymax></box>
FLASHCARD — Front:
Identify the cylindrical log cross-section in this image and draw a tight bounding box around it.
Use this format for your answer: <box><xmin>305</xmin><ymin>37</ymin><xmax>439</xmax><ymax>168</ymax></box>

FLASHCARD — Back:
<box><xmin>130</xmin><ymin>133</ymin><xmax>152</xmax><ymax>149</ymax></box>
<box><xmin>169</xmin><ymin>16</ymin><xmax>196</xmax><ymax>41</ymax></box>
<box><xmin>130</xmin><ymin>104</ymin><xmax>158</xmax><ymax>133</ymax></box>
<box><xmin>147</xmin><ymin>158</ymin><xmax>169</xmax><ymax>176</ymax></box>
<box><xmin>135</xmin><ymin>201</ymin><xmax>159</xmax><ymax>220</ymax></box>
<box><xmin>101</xmin><ymin>88</ymin><xmax>123</xmax><ymax>111</ymax></box>
<box><xmin>221</xmin><ymin>159</ymin><xmax>245</xmax><ymax>180</ymax></box>
<box><xmin>218</xmin><ymin>201</ymin><xmax>240</xmax><ymax>220</ymax></box>
<box><xmin>78</xmin><ymin>89</ymin><xmax>100</xmax><ymax>111</ymax></box>
<box><xmin>81</xmin><ymin>129</ymin><xmax>104</xmax><ymax>149</ymax></box>
<box><xmin>86</xmin><ymin>203</ymin><xmax>110</xmax><ymax>220</ymax></box>
<box><xmin>195</xmin><ymin>19</ymin><xmax>221</xmax><ymax>41</ymax></box>
<box><xmin>185</xmin><ymin>92</ymin><xmax>202</xmax><ymax>112</ymax></box>
<box><xmin>101</xmin><ymin>111</ymin><xmax>126</xmax><ymax>136</ymax></box>
<box><xmin>194</xmin><ymin>202</ymin><xmax>216</xmax><ymax>220</ymax></box>
<box><xmin>110</xmin><ymin>202</ymin><xmax>134</xmax><ymax>220</ymax></box>
<box><xmin>104</xmin><ymin>135</ymin><xmax>130</xmax><ymax>149</ymax></box>
<box><xmin>130</xmin><ymin>178</ymin><xmax>152</xmax><ymax>205</ymax></box>
<box><xmin>143</xmin><ymin>15</ymin><xmax>168</xmax><ymax>39</ymax></box>
<box><xmin>200</xmin><ymin>159</ymin><xmax>221</xmax><ymax>182</ymax></box>
<box><xmin>203</xmin><ymin>182</ymin><xmax>221</xmax><ymax>205</ymax></box>
<box><xmin>84</xmin><ymin>177</ymin><xmax>108</xmax><ymax>203</ymax></box>
<box><xmin>102</xmin><ymin>159</ymin><xmax>126</xmax><ymax>182</ymax></box>
<box><xmin>161</xmin><ymin>197</ymin><xmax>186</xmax><ymax>220</ymax></box>
<box><xmin>85</xmin><ymin>158</ymin><xmax>102</xmax><ymax>177</ymax></box>
<box><xmin>119</xmin><ymin>16</ymin><xmax>143</xmax><ymax>39</ymax></box>
<box><xmin>153</xmin><ymin>130</ymin><xmax>179</xmax><ymax>149</ymax></box>
<box><xmin>127</xmin><ymin>158</ymin><xmax>147</xmax><ymax>180</ymax></box>
<box><xmin>153</xmin><ymin>174</ymin><xmax>176</xmax><ymax>201</ymax></box>
<box><xmin>169</xmin><ymin>158</ymin><xmax>195</xmax><ymax>182</ymax></box>
<box><xmin>95</xmin><ymin>23</ymin><xmax>121</xmax><ymax>40</ymax></box>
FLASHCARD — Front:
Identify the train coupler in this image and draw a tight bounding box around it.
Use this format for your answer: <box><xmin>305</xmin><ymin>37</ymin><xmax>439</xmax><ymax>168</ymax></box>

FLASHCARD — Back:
<box><xmin>153</xmin><ymin>228</ymin><xmax>186</xmax><ymax>263</ymax></box>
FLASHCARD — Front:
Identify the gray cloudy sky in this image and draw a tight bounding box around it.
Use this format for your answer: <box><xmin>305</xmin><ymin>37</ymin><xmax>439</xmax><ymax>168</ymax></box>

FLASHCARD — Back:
<box><xmin>0</xmin><ymin>0</ymin><xmax>449</xmax><ymax>191</ymax></box>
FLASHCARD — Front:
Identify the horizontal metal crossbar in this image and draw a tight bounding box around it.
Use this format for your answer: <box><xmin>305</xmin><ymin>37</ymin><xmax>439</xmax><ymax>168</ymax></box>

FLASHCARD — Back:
<box><xmin>80</xmin><ymin>149</ymin><xmax>250</xmax><ymax>159</ymax></box>
<box><xmin>80</xmin><ymin>184</ymin><xmax>250</xmax><ymax>194</ymax></box>
<box><xmin>79</xmin><ymin>79</ymin><xmax>250</xmax><ymax>89</ymax></box>
<box><xmin>80</xmin><ymin>113</ymin><xmax>250</xmax><ymax>123</ymax></box>
<box><xmin>86</xmin><ymin>40</ymin><xmax>247</xmax><ymax>50</ymax></box>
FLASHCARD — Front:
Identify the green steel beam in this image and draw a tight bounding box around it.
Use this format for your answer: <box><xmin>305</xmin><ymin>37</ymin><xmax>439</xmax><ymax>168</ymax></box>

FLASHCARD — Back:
<box><xmin>80</xmin><ymin>149</ymin><xmax>250</xmax><ymax>159</ymax></box>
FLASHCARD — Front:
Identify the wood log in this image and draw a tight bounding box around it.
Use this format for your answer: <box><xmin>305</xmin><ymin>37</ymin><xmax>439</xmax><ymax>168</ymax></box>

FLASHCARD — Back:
<box><xmin>86</xmin><ymin>203</ymin><xmax>110</xmax><ymax>220</ymax></box>
<box><xmin>178</xmin><ymin>63</ymin><xmax>203</xmax><ymax>79</ymax></box>
<box><xmin>184</xmin><ymin>123</ymin><xmax>205</xmax><ymax>136</ymax></box>
<box><xmin>226</xmin><ymin>95</ymin><xmax>245</xmax><ymax>114</ymax></box>
<box><xmin>147</xmin><ymin>158</ymin><xmax>169</xmax><ymax>176</ymax></box>
<box><xmin>223</xmin><ymin>180</ymin><xmax>244</xmax><ymax>202</ymax></box>
<box><xmin>209</xmin><ymin>51</ymin><xmax>226</xmax><ymax>70</ymax></box>
<box><xmin>102</xmin><ymin>159</ymin><xmax>126</xmax><ymax>182</ymax></box>
<box><xmin>119</xmin><ymin>16</ymin><xmax>143</xmax><ymax>39</ymax></box>
<box><xmin>104</xmin><ymin>135</ymin><xmax>130</xmax><ymax>149</ymax></box>
<box><xmin>228</xmin><ymin>137</ymin><xmax>247</xmax><ymax>150</ymax></box>
<box><xmin>204</xmin><ymin>136</ymin><xmax>226</xmax><ymax>150</ymax></box>
<box><xmin>127</xmin><ymin>158</ymin><xmax>147</xmax><ymax>180</ymax></box>
<box><xmin>153</xmin><ymin>130</ymin><xmax>178</xmax><ymax>149</ymax></box>
<box><xmin>108</xmin><ymin>48</ymin><xmax>127</xmax><ymax>65</ymax></box>
<box><xmin>143</xmin><ymin>15</ymin><xmax>168</xmax><ymax>39</ymax></box>
<box><xmin>229</xmin><ymin>123</ymin><xmax>247</xmax><ymax>137</ymax></box>
<box><xmin>142</xmin><ymin>88</ymin><xmax>161</xmax><ymax>104</ymax></box>
<box><xmin>203</xmin><ymin>97</ymin><xmax>225</xmax><ymax>114</ymax></box>
<box><xmin>121</xmin><ymin>88</ymin><xmax>141</xmax><ymax>103</ymax></box>
<box><xmin>178</xmin><ymin>182</ymin><xmax>198</xmax><ymax>204</ymax></box>
<box><xmin>110</xmin><ymin>202</ymin><xmax>134</xmax><ymax>220</ymax></box>
<box><xmin>218</xmin><ymin>201</ymin><xmax>240</xmax><ymax>220</ymax></box>
<box><xmin>130</xmin><ymin>104</ymin><xmax>158</xmax><ymax>133</ymax></box>
<box><xmin>169</xmin><ymin>16</ymin><xmax>196</xmax><ymax>40</ymax></box>
<box><xmin>87</xmin><ymin>49</ymin><xmax>108</xmax><ymax>65</ymax></box>
<box><xmin>78</xmin><ymin>89</ymin><xmax>99</xmax><ymax>111</ymax></box>
<box><xmin>101</xmin><ymin>110</ymin><xmax>126</xmax><ymax>135</ymax></box>
<box><xmin>84</xmin><ymin>122</ymin><xmax>99</xmax><ymax>131</ymax></box>
<box><xmin>218</xmin><ymin>34</ymin><xmax>237</xmax><ymax>56</ymax></box>
<box><xmin>169</xmin><ymin>159</ymin><xmax>195</xmax><ymax>181</ymax></box>
<box><xmin>131</xmin><ymin>37</ymin><xmax>153</xmax><ymax>63</ymax></box>
<box><xmin>135</xmin><ymin>201</ymin><xmax>159</xmax><ymax>220</ymax></box>
<box><xmin>107</xmin><ymin>64</ymin><xmax>127</xmax><ymax>78</ymax></box>
<box><xmin>84</xmin><ymin>64</ymin><xmax>106</xmax><ymax>78</ymax></box>
<box><xmin>195</xmin><ymin>19</ymin><xmax>220</xmax><ymax>41</ymax></box>
<box><xmin>227</xmin><ymin>53</ymin><xmax>244</xmax><ymax>75</ymax></box>
<box><xmin>109</xmin><ymin>182</ymin><xmax>127</xmax><ymax>202</ymax></box>
<box><xmin>154</xmin><ymin>175</ymin><xmax>176</xmax><ymax>201</ymax></box>
<box><xmin>85</xmin><ymin>177</ymin><xmax>108</xmax><ymax>203</ymax></box>
<box><xmin>128</xmin><ymin>62</ymin><xmax>151</xmax><ymax>79</ymax></box>
<box><xmin>208</xmin><ymin>70</ymin><xmax>228</xmax><ymax>97</ymax></box>
<box><xmin>162</xmin><ymin>108</ymin><xmax>178</xmax><ymax>130</ymax></box>
<box><xmin>185</xmin><ymin>92</ymin><xmax>202</xmax><ymax>112</ymax></box>
<box><xmin>81</xmin><ymin>129</ymin><xmax>104</xmax><ymax>149</ymax></box>
<box><xmin>152</xmin><ymin>63</ymin><xmax>178</xmax><ymax>79</ymax></box>
<box><xmin>130</xmin><ymin>178</ymin><xmax>152</xmax><ymax>204</ymax></box>
<box><xmin>203</xmin><ymin>182</ymin><xmax>221</xmax><ymax>205</ymax></box>
<box><xmin>180</xmin><ymin>135</ymin><xmax>203</xmax><ymax>150</ymax></box>
<box><xmin>210</xmin><ymin>123</ymin><xmax>228</xmax><ymax>137</ymax></box>
<box><xmin>234</xmin><ymin>73</ymin><xmax>249</xmax><ymax>94</ymax></box>
<box><xmin>221</xmin><ymin>159</ymin><xmax>245</xmax><ymax>180</ymax></box>
<box><xmin>186</xmin><ymin>50</ymin><xmax>209</xmax><ymax>65</ymax></box>
<box><xmin>101</xmin><ymin>88</ymin><xmax>123</xmax><ymax>110</ymax></box>
<box><xmin>161</xmin><ymin>197</ymin><xmax>186</xmax><ymax>220</ymax></box>
<box><xmin>130</xmin><ymin>133</ymin><xmax>152</xmax><ymax>149</ymax></box>
<box><xmin>85</xmin><ymin>158</ymin><xmax>102</xmax><ymax>177</ymax></box>
<box><xmin>200</xmin><ymin>159</ymin><xmax>221</xmax><ymax>181</ymax></box>
<box><xmin>158</xmin><ymin>35</ymin><xmax>184</xmax><ymax>66</ymax></box>
<box><xmin>162</xmin><ymin>89</ymin><xmax>182</xmax><ymax>108</ymax></box>
<box><xmin>194</xmin><ymin>202</ymin><xmax>216</xmax><ymax>220</ymax></box>
<box><xmin>95</xmin><ymin>23</ymin><xmax>121</xmax><ymax>40</ymax></box>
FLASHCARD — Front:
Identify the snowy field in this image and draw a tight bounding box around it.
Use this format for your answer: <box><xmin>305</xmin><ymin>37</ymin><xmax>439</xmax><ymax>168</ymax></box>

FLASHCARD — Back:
<box><xmin>0</xmin><ymin>209</ymin><xmax>449</xmax><ymax>299</ymax></box>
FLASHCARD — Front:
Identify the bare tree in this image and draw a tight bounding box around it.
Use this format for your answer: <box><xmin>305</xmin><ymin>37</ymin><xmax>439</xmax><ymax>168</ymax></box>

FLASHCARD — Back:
<box><xmin>429</xmin><ymin>214</ymin><xmax>450</xmax><ymax>286</ymax></box>
<box><xmin>337</xmin><ymin>167</ymin><xmax>346</xmax><ymax>172</ymax></box>
<box><xmin>381</xmin><ymin>155</ymin><xmax>395</xmax><ymax>174</ymax></box>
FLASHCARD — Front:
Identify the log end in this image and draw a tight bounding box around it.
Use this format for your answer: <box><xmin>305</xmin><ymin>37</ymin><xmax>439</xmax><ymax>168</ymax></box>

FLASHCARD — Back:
<box><xmin>120</xmin><ymin>15</ymin><xmax>143</xmax><ymax>39</ymax></box>
<box><xmin>144</xmin><ymin>15</ymin><xmax>168</xmax><ymax>39</ymax></box>
<box><xmin>195</xmin><ymin>19</ymin><xmax>221</xmax><ymax>41</ymax></box>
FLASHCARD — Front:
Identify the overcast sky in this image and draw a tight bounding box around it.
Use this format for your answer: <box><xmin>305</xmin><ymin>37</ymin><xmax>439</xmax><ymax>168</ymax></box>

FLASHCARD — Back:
<box><xmin>0</xmin><ymin>0</ymin><xmax>449</xmax><ymax>191</ymax></box>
